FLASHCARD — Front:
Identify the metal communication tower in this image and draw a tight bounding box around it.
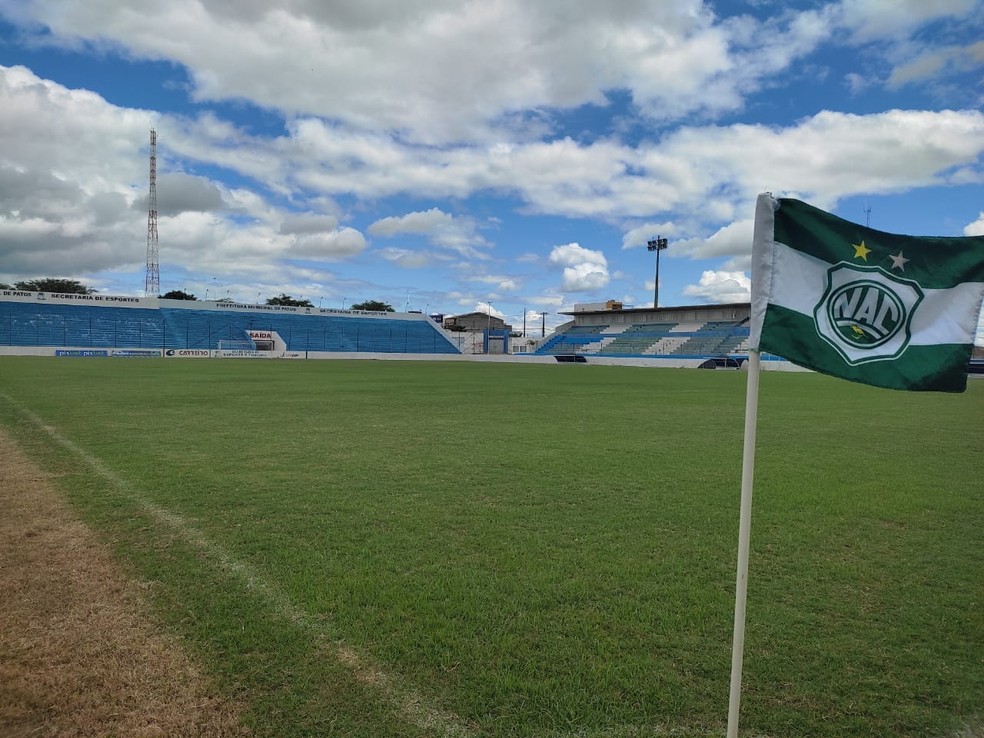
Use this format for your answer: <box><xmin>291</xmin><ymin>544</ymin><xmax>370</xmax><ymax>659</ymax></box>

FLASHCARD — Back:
<box><xmin>144</xmin><ymin>129</ymin><xmax>160</xmax><ymax>296</ymax></box>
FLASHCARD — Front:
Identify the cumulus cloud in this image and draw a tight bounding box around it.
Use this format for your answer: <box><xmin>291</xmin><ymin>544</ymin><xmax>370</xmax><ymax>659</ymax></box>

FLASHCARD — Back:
<box><xmin>378</xmin><ymin>247</ymin><xmax>432</xmax><ymax>269</ymax></box>
<box><xmin>682</xmin><ymin>270</ymin><xmax>751</xmax><ymax>303</ymax></box>
<box><xmin>135</xmin><ymin>172</ymin><xmax>226</xmax><ymax>215</ymax></box>
<box><xmin>368</xmin><ymin>207</ymin><xmax>488</xmax><ymax>257</ymax></box>
<box><xmin>658</xmin><ymin>110</ymin><xmax>984</xmax><ymax>212</ymax></box>
<box><xmin>11</xmin><ymin>0</ymin><xmax>961</xmax><ymax>147</ymax></box>
<box><xmin>473</xmin><ymin>301</ymin><xmax>507</xmax><ymax>321</ymax></box>
<box><xmin>672</xmin><ymin>219</ymin><xmax>755</xmax><ymax>260</ymax></box>
<box><xmin>280</xmin><ymin>213</ymin><xmax>340</xmax><ymax>235</ymax></box>
<box><xmin>0</xmin><ymin>0</ymin><xmax>982</xmax><ymax>313</ymax></box>
<box><xmin>621</xmin><ymin>222</ymin><xmax>680</xmax><ymax>250</ymax></box>
<box><xmin>0</xmin><ymin>0</ymin><xmax>840</xmax><ymax>143</ymax></box>
<box><xmin>466</xmin><ymin>274</ymin><xmax>522</xmax><ymax>292</ymax></box>
<box><xmin>216</xmin><ymin>108</ymin><xmax>984</xmax><ymax>226</ymax></box>
<box><xmin>964</xmin><ymin>212</ymin><xmax>984</xmax><ymax>236</ymax></box>
<box><xmin>888</xmin><ymin>40</ymin><xmax>984</xmax><ymax>88</ymax></box>
<box><xmin>0</xmin><ymin>65</ymin><xmax>378</xmax><ymax>292</ymax></box>
<box><xmin>289</xmin><ymin>227</ymin><xmax>367</xmax><ymax>260</ymax></box>
<box><xmin>549</xmin><ymin>243</ymin><xmax>609</xmax><ymax>292</ymax></box>
<box><xmin>838</xmin><ymin>0</ymin><xmax>980</xmax><ymax>42</ymax></box>
<box><xmin>369</xmin><ymin>208</ymin><xmax>452</xmax><ymax>237</ymax></box>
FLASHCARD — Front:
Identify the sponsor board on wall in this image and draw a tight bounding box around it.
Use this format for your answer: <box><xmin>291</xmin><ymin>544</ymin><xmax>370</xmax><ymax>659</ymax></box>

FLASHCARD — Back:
<box><xmin>111</xmin><ymin>349</ymin><xmax>161</xmax><ymax>358</ymax></box>
<box><xmin>165</xmin><ymin>349</ymin><xmax>212</xmax><ymax>358</ymax></box>
<box><xmin>55</xmin><ymin>349</ymin><xmax>109</xmax><ymax>357</ymax></box>
<box><xmin>1</xmin><ymin>290</ymin><xmax>153</xmax><ymax>308</ymax></box>
<box><xmin>216</xmin><ymin>349</ymin><xmax>269</xmax><ymax>358</ymax></box>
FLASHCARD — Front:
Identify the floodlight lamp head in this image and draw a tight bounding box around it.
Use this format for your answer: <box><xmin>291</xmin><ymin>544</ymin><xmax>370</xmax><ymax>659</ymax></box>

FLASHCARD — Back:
<box><xmin>647</xmin><ymin>236</ymin><xmax>668</xmax><ymax>252</ymax></box>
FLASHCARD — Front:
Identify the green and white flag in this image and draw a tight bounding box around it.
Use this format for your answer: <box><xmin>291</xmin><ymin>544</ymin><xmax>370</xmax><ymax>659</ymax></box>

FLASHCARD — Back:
<box><xmin>750</xmin><ymin>193</ymin><xmax>984</xmax><ymax>392</ymax></box>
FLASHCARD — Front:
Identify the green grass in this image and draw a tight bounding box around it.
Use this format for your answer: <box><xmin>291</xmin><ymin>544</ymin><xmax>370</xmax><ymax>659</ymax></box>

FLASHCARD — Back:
<box><xmin>1</xmin><ymin>357</ymin><xmax>981</xmax><ymax>737</ymax></box>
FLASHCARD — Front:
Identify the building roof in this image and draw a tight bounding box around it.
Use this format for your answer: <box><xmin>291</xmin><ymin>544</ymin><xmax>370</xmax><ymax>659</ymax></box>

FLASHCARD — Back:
<box><xmin>560</xmin><ymin>301</ymin><xmax>751</xmax><ymax>316</ymax></box>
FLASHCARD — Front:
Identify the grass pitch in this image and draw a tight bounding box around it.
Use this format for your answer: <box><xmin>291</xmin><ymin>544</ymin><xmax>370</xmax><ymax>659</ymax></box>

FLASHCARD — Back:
<box><xmin>0</xmin><ymin>357</ymin><xmax>981</xmax><ymax>737</ymax></box>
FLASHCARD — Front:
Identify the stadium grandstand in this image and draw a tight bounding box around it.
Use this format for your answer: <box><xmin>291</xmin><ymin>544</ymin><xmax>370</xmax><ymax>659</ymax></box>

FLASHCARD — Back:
<box><xmin>534</xmin><ymin>302</ymin><xmax>755</xmax><ymax>368</ymax></box>
<box><xmin>0</xmin><ymin>290</ymin><xmax>460</xmax><ymax>358</ymax></box>
<box><xmin>11</xmin><ymin>290</ymin><xmax>971</xmax><ymax>374</ymax></box>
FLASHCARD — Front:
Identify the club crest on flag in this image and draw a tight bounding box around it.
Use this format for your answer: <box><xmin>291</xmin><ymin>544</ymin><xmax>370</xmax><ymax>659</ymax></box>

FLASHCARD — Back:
<box><xmin>813</xmin><ymin>263</ymin><xmax>924</xmax><ymax>365</ymax></box>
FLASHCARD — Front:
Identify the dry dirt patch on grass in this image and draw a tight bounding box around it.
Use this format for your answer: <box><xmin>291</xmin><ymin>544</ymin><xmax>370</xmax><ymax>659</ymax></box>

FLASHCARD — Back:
<box><xmin>0</xmin><ymin>427</ymin><xmax>250</xmax><ymax>737</ymax></box>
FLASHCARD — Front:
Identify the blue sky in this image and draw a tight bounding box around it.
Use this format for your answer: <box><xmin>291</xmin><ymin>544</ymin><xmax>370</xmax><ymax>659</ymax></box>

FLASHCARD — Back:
<box><xmin>0</xmin><ymin>0</ymin><xmax>982</xmax><ymax>339</ymax></box>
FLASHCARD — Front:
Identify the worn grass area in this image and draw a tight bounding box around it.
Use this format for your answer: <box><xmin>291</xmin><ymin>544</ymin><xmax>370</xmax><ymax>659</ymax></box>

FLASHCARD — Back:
<box><xmin>0</xmin><ymin>356</ymin><xmax>981</xmax><ymax>738</ymax></box>
<box><xmin>0</xmin><ymin>425</ymin><xmax>249</xmax><ymax>737</ymax></box>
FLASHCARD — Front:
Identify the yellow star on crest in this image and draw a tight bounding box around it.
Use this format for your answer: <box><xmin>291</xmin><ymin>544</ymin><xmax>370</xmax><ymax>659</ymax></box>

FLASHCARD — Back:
<box><xmin>852</xmin><ymin>240</ymin><xmax>871</xmax><ymax>261</ymax></box>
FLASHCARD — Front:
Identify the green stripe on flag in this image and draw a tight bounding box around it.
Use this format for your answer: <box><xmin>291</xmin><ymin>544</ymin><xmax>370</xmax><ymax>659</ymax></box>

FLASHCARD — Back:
<box><xmin>774</xmin><ymin>199</ymin><xmax>984</xmax><ymax>290</ymax></box>
<box><xmin>759</xmin><ymin>304</ymin><xmax>974</xmax><ymax>392</ymax></box>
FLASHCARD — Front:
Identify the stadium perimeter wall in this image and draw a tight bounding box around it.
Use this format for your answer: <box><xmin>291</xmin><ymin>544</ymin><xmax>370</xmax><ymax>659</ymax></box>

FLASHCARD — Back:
<box><xmin>0</xmin><ymin>290</ymin><xmax>816</xmax><ymax>371</ymax></box>
<box><xmin>0</xmin><ymin>343</ymin><xmax>813</xmax><ymax>373</ymax></box>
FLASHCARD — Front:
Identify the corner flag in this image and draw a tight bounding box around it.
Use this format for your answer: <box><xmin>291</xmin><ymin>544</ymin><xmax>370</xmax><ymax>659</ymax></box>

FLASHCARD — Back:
<box><xmin>728</xmin><ymin>193</ymin><xmax>984</xmax><ymax>738</ymax></box>
<box><xmin>749</xmin><ymin>193</ymin><xmax>984</xmax><ymax>392</ymax></box>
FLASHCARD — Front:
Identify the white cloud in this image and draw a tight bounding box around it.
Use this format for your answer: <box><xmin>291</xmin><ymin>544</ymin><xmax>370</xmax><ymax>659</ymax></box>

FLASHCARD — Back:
<box><xmin>673</xmin><ymin>219</ymin><xmax>755</xmax><ymax>260</ymax></box>
<box><xmin>621</xmin><ymin>222</ymin><xmax>679</xmax><ymax>250</ymax></box>
<box><xmin>547</xmin><ymin>243</ymin><xmax>601</xmax><ymax>268</ymax></box>
<box><xmin>888</xmin><ymin>40</ymin><xmax>984</xmax><ymax>88</ymax></box>
<box><xmin>368</xmin><ymin>208</ymin><xmax>452</xmax><ymax>236</ymax></box>
<box><xmin>0</xmin><ymin>65</ymin><xmax>381</xmax><ymax>292</ymax></box>
<box><xmin>548</xmin><ymin>242</ymin><xmax>609</xmax><ymax>292</ymax></box>
<box><xmin>151</xmin><ymin>173</ymin><xmax>225</xmax><ymax>215</ymax></box>
<box><xmin>466</xmin><ymin>274</ymin><xmax>522</xmax><ymax>292</ymax></box>
<box><xmin>378</xmin><ymin>247</ymin><xmax>432</xmax><ymax>269</ymax></box>
<box><xmin>368</xmin><ymin>207</ymin><xmax>488</xmax><ymax>257</ymax></box>
<box><xmin>964</xmin><ymin>212</ymin><xmax>984</xmax><ymax>236</ymax></box>
<box><xmin>3</xmin><ymin>59</ymin><xmax>984</xmax><ymax>306</ymax></box>
<box><xmin>472</xmin><ymin>301</ymin><xmax>506</xmax><ymax>320</ymax></box>
<box><xmin>682</xmin><ymin>270</ymin><xmax>751</xmax><ymax>303</ymax></box>
<box><xmin>670</xmin><ymin>110</ymin><xmax>984</xmax><ymax>203</ymax></box>
<box><xmin>837</xmin><ymin>0</ymin><xmax>980</xmax><ymax>42</ymax></box>
<box><xmin>563</xmin><ymin>263</ymin><xmax>607</xmax><ymax>293</ymax></box>
<box><xmin>2</xmin><ymin>0</ymin><xmax>840</xmax><ymax>143</ymax></box>
<box><xmin>290</xmin><ymin>227</ymin><xmax>367</xmax><ymax>260</ymax></box>
<box><xmin>253</xmin><ymin>108</ymin><xmax>984</xmax><ymax>225</ymax></box>
<box><xmin>280</xmin><ymin>213</ymin><xmax>340</xmax><ymax>235</ymax></box>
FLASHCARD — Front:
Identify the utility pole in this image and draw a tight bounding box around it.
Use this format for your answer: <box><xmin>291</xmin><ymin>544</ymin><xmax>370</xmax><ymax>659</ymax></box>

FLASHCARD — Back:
<box><xmin>647</xmin><ymin>236</ymin><xmax>668</xmax><ymax>308</ymax></box>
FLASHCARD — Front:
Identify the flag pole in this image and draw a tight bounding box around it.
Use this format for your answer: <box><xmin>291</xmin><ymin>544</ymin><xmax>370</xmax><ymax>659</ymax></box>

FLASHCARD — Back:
<box><xmin>726</xmin><ymin>348</ymin><xmax>761</xmax><ymax>738</ymax></box>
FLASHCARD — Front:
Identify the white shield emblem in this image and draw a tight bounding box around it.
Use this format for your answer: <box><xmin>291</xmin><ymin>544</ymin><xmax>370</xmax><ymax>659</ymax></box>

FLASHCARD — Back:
<box><xmin>813</xmin><ymin>263</ymin><xmax>923</xmax><ymax>365</ymax></box>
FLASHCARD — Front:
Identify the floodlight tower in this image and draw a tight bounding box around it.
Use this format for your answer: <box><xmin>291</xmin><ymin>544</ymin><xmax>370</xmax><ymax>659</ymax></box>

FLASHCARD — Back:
<box><xmin>647</xmin><ymin>235</ymin><xmax>668</xmax><ymax>308</ymax></box>
<box><xmin>144</xmin><ymin>129</ymin><xmax>160</xmax><ymax>297</ymax></box>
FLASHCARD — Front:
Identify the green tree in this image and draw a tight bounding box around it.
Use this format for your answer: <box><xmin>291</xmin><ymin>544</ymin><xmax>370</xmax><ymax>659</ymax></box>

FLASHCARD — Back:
<box><xmin>266</xmin><ymin>293</ymin><xmax>314</xmax><ymax>307</ymax></box>
<box><xmin>161</xmin><ymin>289</ymin><xmax>197</xmax><ymax>300</ymax></box>
<box><xmin>15</xmin><ymin>278</ymin><xmax>95</xmax><ymax>294</ymax></box>
<box><xmin>351</xmin><ymin>300</ymin><xmax>394</xmax><ymax>312</ymax></box>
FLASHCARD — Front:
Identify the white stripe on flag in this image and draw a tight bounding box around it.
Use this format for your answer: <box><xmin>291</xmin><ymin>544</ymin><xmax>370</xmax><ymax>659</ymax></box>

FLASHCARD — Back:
<box><xmin>762</xmin><ymin>239</ymin><xmax>982</xmax><ymax>347</ymax></box>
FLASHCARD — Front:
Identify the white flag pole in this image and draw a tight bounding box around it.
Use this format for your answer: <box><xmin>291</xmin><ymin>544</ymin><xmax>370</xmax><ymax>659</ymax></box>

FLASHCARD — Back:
<box><xmin>726</xmin><ymin>348</ymin><xmax>762</xmax><ymax>738</ymax></box>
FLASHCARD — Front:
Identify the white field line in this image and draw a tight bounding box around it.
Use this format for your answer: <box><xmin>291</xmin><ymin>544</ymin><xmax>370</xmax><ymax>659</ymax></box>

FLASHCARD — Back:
<box><xmin>3</xmin><ymin>394</ymin><xmax>476</xmax><ymax>738</ymax></box>
<box><xmin>3</xmin><ymin>395</ymin><xmax>762</xmax><ymax>738</ymax></box>
<box><xmin>554</xmin><ymin>725</ymin><xmax>775</xmax><ymax>738</ymax></box>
